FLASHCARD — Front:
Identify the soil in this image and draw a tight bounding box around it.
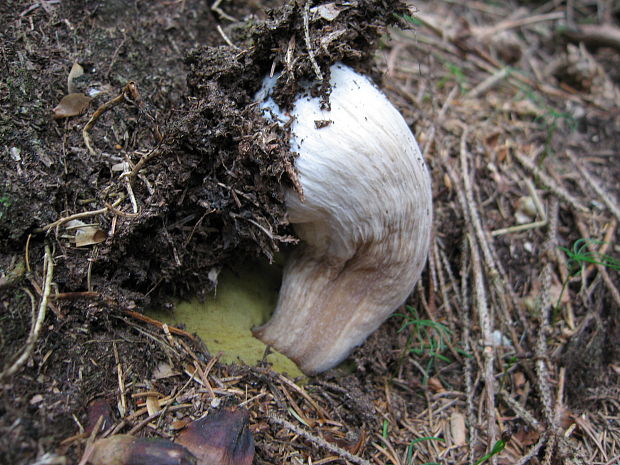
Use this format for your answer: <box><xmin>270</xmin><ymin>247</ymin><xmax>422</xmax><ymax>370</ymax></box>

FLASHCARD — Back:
<box><xmin>1</xmin><ymin>1</ymin><xmax>619</xmax><ymax>464</ymax></box>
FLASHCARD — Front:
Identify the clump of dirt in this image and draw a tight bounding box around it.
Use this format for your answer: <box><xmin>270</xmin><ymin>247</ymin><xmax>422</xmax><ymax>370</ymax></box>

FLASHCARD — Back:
<box><xmin>0</xmin><ymin>0</ymin><xmax>408</xmax><ymax>307</ymax></box>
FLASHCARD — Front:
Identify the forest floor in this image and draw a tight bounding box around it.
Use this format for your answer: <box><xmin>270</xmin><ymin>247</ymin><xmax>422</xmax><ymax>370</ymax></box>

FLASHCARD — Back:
<box><xmin>1</xmin><ymin>1</ymin><xmax>619</xmax><ymax>464</ymax></box>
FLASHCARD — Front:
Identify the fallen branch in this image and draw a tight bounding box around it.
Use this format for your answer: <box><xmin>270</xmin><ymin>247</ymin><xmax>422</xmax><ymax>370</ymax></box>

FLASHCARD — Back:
<box><xmin>458</xmin><ymin>129</ymin><xmax>525</xmax><ymax>352</ymax></box>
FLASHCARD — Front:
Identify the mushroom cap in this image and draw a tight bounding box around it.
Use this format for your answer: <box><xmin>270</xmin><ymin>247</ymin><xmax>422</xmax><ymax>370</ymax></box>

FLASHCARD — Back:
<box><xmin>254</xmin><ymin>63</ymin><xmax>432</xmax><ymax>375</ymax></box>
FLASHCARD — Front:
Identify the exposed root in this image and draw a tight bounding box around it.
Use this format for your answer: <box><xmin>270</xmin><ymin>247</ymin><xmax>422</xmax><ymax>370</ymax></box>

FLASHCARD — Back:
<box><xmin>39</xmin><ymin>197</ymin><xmax>124</xmax><ymax>233</ymax></box>
<box><xmin>0</xmin><ymin>244</ymin><xmax>54</xmax><ymax>381</ymax></box>
<box><xmin>83</xmin><ymin>82</ymin><xmax>142</xmax><ymax>155</ymax></box>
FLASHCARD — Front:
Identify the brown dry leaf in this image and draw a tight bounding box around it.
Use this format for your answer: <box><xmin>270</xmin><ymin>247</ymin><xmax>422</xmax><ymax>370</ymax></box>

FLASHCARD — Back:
<box><xmin>513</xmin><ymin>427</ymin><xmax>540</xmax><ymax>447</ymax></box>
<box><xmin>89</xmin><ymin>435</ymin><xmax>196</xmax><ymax>465</ymax></box>
<box><xmin>450</xmin><ymin>411</ymin><xmax>467</xmax><ymax>446</ymax></box>
<box><xmin>64</xmin><ymin>220</ymin><xmax>106</xmax><ymax>246</ymax></box>
<box><xmin>74</xmin><ymin>226</ymin><xmax>106</xmax><ymax>247</ymax></box>
<box><xmin>558</xmin><ymin>405</ymin><xmax>575</xmax><ymax>432</ymax></box>
<box><xmin>170</xmin><ymin>419</ymin><xmax>191</xmax><ymax>431</ymax></box>
<box><xmin>52</xmin><ymin>92</ymin><xmax>91</xmax><ymax>119</ymax></box>
<box><xmin>323</xmin><ymin>430</ymin><xmax>367</xmax><ymax>454</ymax></box>
<box><xmin>497</xmin><ymin>145</ymin><xmax>509</xmax><ymax>163</ymax></box>
<box><xmin>176</xmin><ymin>407</ymin><xmax>254</xmax><ymax>465</ymax></box>
<box><xmin>484</xmin><ymin>131</ymin><xmax>501</xmax><ymax>150</ymax></box>
<box><xmin>146</xmin><ymin>396</ymin><xmax>161</xmax><ymax>416</ymax></box>
<box><xmin>513</xmin><ymin>371</ymin><xmax>526</xmax><ymax>388</ymax></box>
<box><xmin>85</xmin><ymin>398</ymin><xmax>113</xmax><ymax>435</ymax></box>
<box><xmin>427</xmin><ymin>376</ymin><xmax>445</xmax><ymax>393</ymax></box>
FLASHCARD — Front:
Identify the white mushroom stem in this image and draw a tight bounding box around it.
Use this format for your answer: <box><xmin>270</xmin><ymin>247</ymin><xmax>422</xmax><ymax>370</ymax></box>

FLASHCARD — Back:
<box><xmin>253</xmin><ymin>64</ymin><xmax>432</xmax><ymax>375</ymax></box>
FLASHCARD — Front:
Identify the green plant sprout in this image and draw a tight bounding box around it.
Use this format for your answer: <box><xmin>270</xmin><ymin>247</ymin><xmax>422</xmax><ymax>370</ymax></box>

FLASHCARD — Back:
<box><xmin>405</xmin><ymin>436</ymin><xmax>444</xmax><ymax>465</ymax></box>
<box><xmin>395</xmin><ymin>306</ymin><xmax>467</xmax><ymax>381</ymax></box>
<box><xmin>397</xmin><ymin>306</ymin><xmax>451</xmax><ymax>357</ymax></box>
<box><xmin>556</xmin><ymin>238</ymin><xmax>620</xmax><ymax>308</ymax></box>
<box><xmin>474</xmin><ymin>431</ymin><xmax>512</xmax><ymax>465</ymax></box>
<box><xmin>561</xmin><ymin>238</ymin><xmax>620</xmax><ymax>273</ymax></box>
<box><xmin>400</xmin><ymin>13</ymin><xmax>423</xmax><ymax>26</ymax></box>
<box><xmin>382</xmin><ymin>419</ymin><xmax>390</xmax><ymax>439</ymax></box>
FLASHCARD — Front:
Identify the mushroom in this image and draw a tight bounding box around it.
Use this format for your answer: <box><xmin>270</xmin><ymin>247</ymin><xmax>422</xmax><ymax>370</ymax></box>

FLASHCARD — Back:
<box><xmin>253</xmin><ymin>63</ymin><xmax>432</xmax><ymax>375</ymax></box>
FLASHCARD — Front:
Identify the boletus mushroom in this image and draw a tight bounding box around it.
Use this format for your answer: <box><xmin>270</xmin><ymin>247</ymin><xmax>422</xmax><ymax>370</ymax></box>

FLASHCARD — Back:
<box><xmin>254</xmin><ymin>63</ymin><xmax>432</xmax><ymax>375</ymax></box>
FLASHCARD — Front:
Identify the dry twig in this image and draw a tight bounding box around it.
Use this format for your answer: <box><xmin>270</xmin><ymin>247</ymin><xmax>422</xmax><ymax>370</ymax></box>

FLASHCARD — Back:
<box><xmin>512</xmin><ymin>150</ymin><xmax>588</xmax><ymax>213</ymax></box>
<box><xmin>303</xmin><ymin>1</ymin><xmax>323</xmax><ymax>81</ymax></box>
<box><xmin>267</xmin><ymin>414</ymin><xmax>373</xmax><ymax>465</ymax></box>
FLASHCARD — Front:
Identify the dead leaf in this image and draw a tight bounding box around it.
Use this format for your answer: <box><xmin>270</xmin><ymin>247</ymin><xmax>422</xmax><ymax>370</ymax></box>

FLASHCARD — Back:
<box><xmin>170</xmin><ymin>419</ymin><xmax>191</xmax><ymax>431</ymax></box>
<box><xmin>64</xmin><ymin>219</ymin><xmax>106</xmax><ymax>247</ymax></box>
<box><xmin>176</xmin><ymin>407</ymin><xmax>254</xmax><ymax>465</ymax></box>
<box><xmin>89</xmin><ymin>435</ymin><xmax>195</xmax><ymax>465</ymax></box>
<box><xmin>428</xmin><ymin>376</ymin><xmax>445</xmax><ymax>393</ymax></box>
<box><xmin>450</xmin><ymin>411</ymin><xmax>466</xmax><ymax>446</ymax></box>
<box><xmin>85</xmin><ymin>398</ymin><xmax>114</xmax><ymax>435</ymax></box>
<box><xmin>146</xmin><ymin>396</ymin><xmax>161</xmax><ymax>416</ymax></box>
<box><xmin>52</xmin><ymin>93</ymin><xmax>91</xmax><ymax>119</ymax></box>
<box><xmin>513</xmin><ymin>371</ymin><xmax>526</xmax><ymax>388</ymax></box>
<box><xmin>513</xmin><ymin>427</ymin><xmax>540</xmax><ymax>447</ymax></box>
<box><xmin>74</xmin><ymin>226</ymin><xmax>106</xmax><ymax>247</ymax></box>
